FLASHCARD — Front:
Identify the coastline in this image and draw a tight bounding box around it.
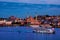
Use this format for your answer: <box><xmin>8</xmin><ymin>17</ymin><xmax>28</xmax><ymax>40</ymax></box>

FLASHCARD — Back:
<box><xmin>0</xmin><ymin>15</ymin><xmax>60</xmax><ymax>28</ymax></box>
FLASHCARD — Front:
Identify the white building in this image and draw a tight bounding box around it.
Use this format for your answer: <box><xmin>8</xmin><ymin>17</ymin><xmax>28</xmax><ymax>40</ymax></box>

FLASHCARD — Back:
<box><xmin>5</xmin><ymin>21</ymin><xmax>12</xmax><ymax>25</ymax></box>
<box><xmin>0</xmin><ymin>20</ymin><xmax>6</xmax><ymax>24</ymax></box>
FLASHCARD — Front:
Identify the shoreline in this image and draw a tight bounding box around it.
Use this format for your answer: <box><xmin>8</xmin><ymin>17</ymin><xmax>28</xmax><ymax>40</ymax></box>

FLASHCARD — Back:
<box><xmin>0</xmin><ymin>15</ymin><xmax>60</xmax><ymax>28</ymax></box>
<box><xmin>0</xmin><ymin>25</ymin><xmax>59</xmax><ymax>28</ymax></box>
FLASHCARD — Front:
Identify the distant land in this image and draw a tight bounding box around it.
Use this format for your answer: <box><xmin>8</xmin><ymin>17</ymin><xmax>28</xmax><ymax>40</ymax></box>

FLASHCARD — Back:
<box><xmin>0</xmin><ymin>1</ymin><xmax>60</xmax><ymax>18</ymax></box>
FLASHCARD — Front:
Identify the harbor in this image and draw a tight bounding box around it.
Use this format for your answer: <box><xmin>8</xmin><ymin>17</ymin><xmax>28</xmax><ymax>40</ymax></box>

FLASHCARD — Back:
<box><xmin>0</xmin><ymin>1</ymin><xmax>60</xmax><ymax>40</ymax></box>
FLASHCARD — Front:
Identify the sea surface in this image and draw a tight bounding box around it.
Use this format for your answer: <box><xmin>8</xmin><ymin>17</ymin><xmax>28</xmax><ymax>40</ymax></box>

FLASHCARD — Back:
<box><xmin>0</xmin><ymin>26</ymin><xmax>60</xmax><ymax>40</ymax></box>
<box><xmin>0</xmin><ymin>2</ymin><xmax>60</xmax><ymax>18</ymax></box>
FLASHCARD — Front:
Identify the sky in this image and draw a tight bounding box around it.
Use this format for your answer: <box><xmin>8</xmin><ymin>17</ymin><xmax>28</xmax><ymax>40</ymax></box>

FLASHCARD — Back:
<box><xmin>0</xmin><ymin>0</ymin><xmax>60</xmax><ymax>4</ymax></box>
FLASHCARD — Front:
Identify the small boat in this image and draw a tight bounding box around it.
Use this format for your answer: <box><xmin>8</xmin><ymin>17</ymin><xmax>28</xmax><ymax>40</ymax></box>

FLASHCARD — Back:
<box><xmin>30</xmin><ymin>24</ymin><xmax>40</xmax><ymax>28</ymax></box>
<box><xmin>33</xmin><ymin>27</ymin><xmax>55</xmax><ymax>34</ymax></box>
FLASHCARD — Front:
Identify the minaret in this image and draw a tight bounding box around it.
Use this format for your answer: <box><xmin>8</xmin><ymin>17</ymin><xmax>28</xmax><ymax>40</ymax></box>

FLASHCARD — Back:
<box><xmin>35</xmin><ymin>12</ymin><xmax>38</xmax><ymax>21</ymax></box>
<box><xmin>36</xmin><ymin>14</ymin><xmax>37</xmax><ymax>21</ymax></box>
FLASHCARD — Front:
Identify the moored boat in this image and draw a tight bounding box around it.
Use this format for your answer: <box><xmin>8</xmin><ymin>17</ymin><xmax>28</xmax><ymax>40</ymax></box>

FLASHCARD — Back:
<box><xmin>30</xmin><ymin>24</ymin><xmax>40</xmax><ymax>28</ymax></box>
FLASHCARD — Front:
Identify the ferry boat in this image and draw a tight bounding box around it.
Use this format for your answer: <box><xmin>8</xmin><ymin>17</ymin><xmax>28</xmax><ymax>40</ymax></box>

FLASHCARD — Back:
<box><xmin>33</xmin><ymin>26</ymin><xmax>55</xmax><ymax>34</ymax></box>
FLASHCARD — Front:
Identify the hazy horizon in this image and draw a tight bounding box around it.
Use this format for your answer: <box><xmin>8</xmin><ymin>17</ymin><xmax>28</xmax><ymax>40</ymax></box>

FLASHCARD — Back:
<box><xmin>0</xmin><ymin>0</ymin><xmax>60</xmax><ymax>5</ymax></box>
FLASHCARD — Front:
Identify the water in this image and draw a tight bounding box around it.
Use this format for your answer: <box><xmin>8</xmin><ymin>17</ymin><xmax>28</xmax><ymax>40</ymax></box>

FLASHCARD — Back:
<box><xmin>0</xmin><ymin>26</ymin><xmax>60</xmax><ymax>40</ymax></box>
<box><xmin>0</xmin><ymin>2</ymin><xmax>60</xmax><ymax>18</ymax></box>
<box><xmin>0</xmin><ymin>2</ymin><xmax>60</xmax><ymax>40</ymax></box>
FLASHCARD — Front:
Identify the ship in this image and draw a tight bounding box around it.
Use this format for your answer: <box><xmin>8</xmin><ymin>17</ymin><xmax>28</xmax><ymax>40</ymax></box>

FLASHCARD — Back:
<box><xmin>33</xmin><ymin>26</ymin><xmax>55</xmax><ymax>34</ymax></box>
